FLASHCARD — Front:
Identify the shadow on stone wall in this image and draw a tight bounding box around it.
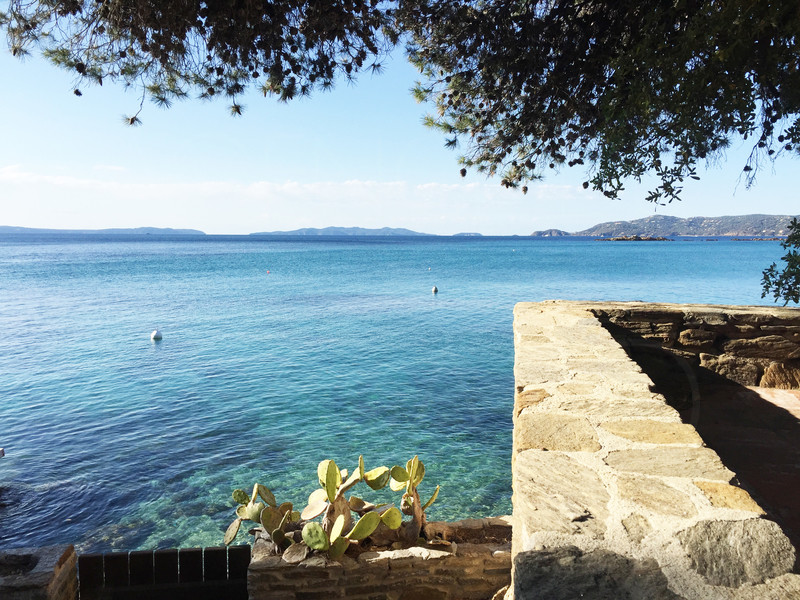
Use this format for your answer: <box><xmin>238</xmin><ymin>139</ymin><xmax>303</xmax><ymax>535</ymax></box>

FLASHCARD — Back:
<box><xmin>514</xmin><ymin>546</ymin><xmax>679</xmax><ymax>600</ymax></box>
<box><xmin>600</xmin><ymin>321</ymin><xmax>800</xmax><ymax>555</ymax></box>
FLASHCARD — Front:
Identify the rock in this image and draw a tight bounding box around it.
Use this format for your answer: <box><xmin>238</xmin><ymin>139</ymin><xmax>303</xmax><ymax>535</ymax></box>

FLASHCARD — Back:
<box><xmin>678</xmin><ymin>328</ymin><xmax>718</xmax><ymax>351</ymax></box>
<box><xmin>513</xmin><ymin>546</ymin><xmax>680</xmax><ymax>599</ymax></box>
<box><xmin>699</xmin><ymin>353</ymin><xmax>764</xmax><ymax>386</ymax></box>
<box><xmin>604</xmin><ymin>447</ymin><xmax>734</xmax><ymax>481</ymax></box>
<box><xmin>621</xmin><ymin>514</ymin><xmax>651</xmax><ymax>544</ymax></box>
<box><xmin>515</xmin><ymin>413</ymin><xmax>601</xmax><ymax>452</ymax></box>
<box><xmin>677</xmin><ymin>518</ymin><xmax>795</xmax><ymax>587</ymax></box>
<box><xmin>616</xmin><ymin>474</ymin><xmax>697</xmax><ymax>518</ymax></box>
<box><xmin>760</xmin><ymin>360</ymin><xmax>800</xmax><ymax>389</ymax></box>
<box><xmin>514</xmin><ymin>388</ymin><xmax>551</xmax><ymax>416</ymax></box>
<box><xmin>721</xmin><ymin>336</ymin><xmax>800</xmax><ymax>360</ymax></box>
<box><xmin>600</xmin><ymin>420</ymin><xmax>703</xmax><ymax>446</ymax></box>
<box><xmin>514</xmin><ymin>450</ymin><xmax>609</xmax><ymax>539</ymax></box>
<box><xmin>692</xmin><ymin>481</ymin><xmax>764</xmax><ymax>514</ymax></box>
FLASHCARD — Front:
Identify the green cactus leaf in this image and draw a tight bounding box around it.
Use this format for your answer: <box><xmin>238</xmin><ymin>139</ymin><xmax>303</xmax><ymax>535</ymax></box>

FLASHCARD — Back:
<box><xmin>251</xmin><ymin>483</ymin><xmax>260</xmax><ymax>504</ymax></box>
<box><xmin>302</xmin><ymin>522</ymin><xmax>330</xmax><ymax>551</ymax></box>
<box><xmin>422</xmin><ymin>485</ymin><xmax>440</xmax><ymax>511</ymax></box>
<box><xmin>364</xmin><ymin>466</ymin><xmax>390</xmax><ymax>490</ymax></box>
<box><xmin>232</xmin><ymin>489</ymin><xmax>249</xmax><ymax>505</ymax></box>
<box><xmin>407</xmin><ymin>456</ymin><xmax>420</xmax><ymax>483</ymax></box>
<box><xmin>318</xmin><ymin>459</ymin><xmax>332</xmax><ymax>487</ymax></box>
<box><xmin>245</xmin><ymin>501</ymin><xmax>265</xmax><ymax>522</ymax></box>
<box><xmin>346</xmin><ymin>511</ymin><xmax>381</xmax><ymax>541</ymax></box>
<box><xmin>380</xmin><ymin>506</ymin><xmax>403</xmax><ymax>530</ymax></box>
<box><xmin>271</xmin><ymin>528</ymin><xmax>286</xmax><ymax>545</ymax></box>
<box><xmin>389</xmin><ymin>477</ymin><xmax>406</xmax><ymax>492</ymax></box>
<box><xmin>301</xmin><ymin>498</ymin><xmax>328</xmax><ymax>521</ymax></box>
<box><xmin>257</xmin><ymin>484</ymin><xmax>277</xmax><ymax>507</ymax></box>
<box><xmin>358</xmin><ymin>455</ymin><xmax>365</xmax><ymax>481</ymax></box>
<box><xmin>278</xmin><ymin>502</ymin><xmax>293</xmax><ymax>516</ymax></box>
<box><xmin>224</xmin><ymin>518</ymin><xmax>242</xmax><ymax>545</ymax></box>
<box><xmin>390</xmin><ymin>466</ymin><xmax>409</xmax><ymax>482</ymax></box>
<box><xmin>260</xmin><ymin>506</ymin><xmax>282</xmax><ymax>532</ymax></box>
<box><xmin>308</xmin><ymin>488</ymin><xmax>328</xmax><ymax>505</ymax></box>
<box><xmin>413</xmin><ymin>461</ymin><xmax>425</xmax><ymax>486</ymax></box>
<box><xmin>324</xmin><ymin>459</ymin><xmax>341</xmax><ymax>503</ymax></box>
<box><xmin>291</xmin><ymin>511</ymin><xmax>301</xmax><ymax>522</ymax></box>
<box><xmin>235</xmin><ymin>505</ymin><xmax>248</xmax><ymax>519</ymax></box>
<box><xmin>348</xmin><ymin>496</ymin><xmax>366</xmax><ymax>512</ymax></box>
<box><xmin>330</xmin><ymin>514</ymin><xmax>346</xmax><ymax>542</ymax></box>
<box><xmin>329</xmin><ymin>537</ymin><xmax>349</xmax><ymax>560</ymax></box>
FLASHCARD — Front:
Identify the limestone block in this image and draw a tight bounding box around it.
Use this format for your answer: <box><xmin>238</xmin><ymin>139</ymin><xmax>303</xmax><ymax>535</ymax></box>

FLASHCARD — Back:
<box><xmin>699</xmin><ymin>353</ymin><xmax>763</xmax><ymax>386</ymax></box>
<box><xmin>514</xmin><ymin>388</ymin><xmax>551</xmax><ymax>417</ymax></box>
<box><xmin>616</xmin><ymin>474</ymin><xmax>697</xmax><ymax>518</ymax></box>
<box><xmin>761</xmin><ymin>325</ymin><xmax>800</xmax><ymax>343</ymax></box>
<box><xmin>622</xmin><ymin>513</ymin><xmax>652</xmax><ymax>544</ymax></box>
<box><xmin>513</xmin><ymin>450</ymin><xmax>609</xmax><ymax>539</ymax></box>
<box><xmin>513</xmin><ymin>546</ymin><xmax>679</xmax><ymax>600</ymax></box>
<box><xmin>682</xmin><ymin>310</ymin><xmax>729</xmax><ymax>327</ymax></box>
<box><xmin>515</xmin><ymin>413</ymin><xmax>600</xmax><ymax>452</ymax></box>
<box><xmin>600</xmin><ymin>420</ymin><xmax>703</xmax><ymax>446</ymax></box>
<box><xmin>678</xmin><ymin>328</ymin><xmax>718</xmax><ymax>351</ymax></box>
<box><xmin>536</xmin><ymin>395</ymin><xmax>678</xmax><ymax>422</ymax></box>
<box><xmin>677</xmin><ymin>518</ymin><xmax>795</xmax><ymax>587</ymax></box>
<box><xmin>760</xmin><ymin>360</ymin><xmax>800</xmax><ymax>389</ymax></box>
<box><xmin>604</xmin><ymin>447</ymin><xmax>734</xmax><ymax>481</ymax></box>
<box><xmin>692</xmin><ymin>481</ymin><xmax>765</xmax><ymax>514</ymax></box>
<box><xmin>721</xmin><ymin>335</ymin><xmax>800</xmax><ymax>360</ymax></box>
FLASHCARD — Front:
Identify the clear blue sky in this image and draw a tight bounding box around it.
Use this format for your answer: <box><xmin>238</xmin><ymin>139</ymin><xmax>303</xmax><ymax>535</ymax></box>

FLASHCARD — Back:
<box><xmin>1</xmin><ymin>46</ymin><xmax>797</xmax><ymax>235</ymax></box>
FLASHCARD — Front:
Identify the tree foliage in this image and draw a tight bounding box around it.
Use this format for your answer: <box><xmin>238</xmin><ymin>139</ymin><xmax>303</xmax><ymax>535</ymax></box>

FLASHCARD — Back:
<box><xmin>404</xmin><ymin>0</ymin><xmax>800</xmax><ymax>203</ymax></box>
<box><xmin>762</xmin><ymin>218</ymin><xmax>800</xmax><ymax>306</ymax></box>
<box><xmin>1</xmin><ymin>0</ymin><xmax>396</xmax><ymax>120</ymax></box>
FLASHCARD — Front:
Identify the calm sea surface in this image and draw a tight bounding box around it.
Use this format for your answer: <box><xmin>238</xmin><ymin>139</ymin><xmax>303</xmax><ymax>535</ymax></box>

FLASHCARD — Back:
<box><xmin>0</xmin><ymin>234</ymin><xmax>785</xmax><ymax>551</ymax></box>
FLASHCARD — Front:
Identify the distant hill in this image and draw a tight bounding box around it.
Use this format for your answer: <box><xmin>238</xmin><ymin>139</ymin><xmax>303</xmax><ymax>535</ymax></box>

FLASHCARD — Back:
<box><xmin>531</xmin><ymin>214</ymin><xmax>797</xmax><ymax>238</ymax></box>
<box><xmin>530</xmin><ymin>228</ymin><xmax>571</xmax><ymax>237</ymax></box>
<box><xmin>250</xmin><ymin>226</ymin><xmax>433</xmax><ymax>236</ymax></box>
<box><xmin>0</xmin><ymin>226</ymin><xmax>205</xmax><ymax>235</ymax></box>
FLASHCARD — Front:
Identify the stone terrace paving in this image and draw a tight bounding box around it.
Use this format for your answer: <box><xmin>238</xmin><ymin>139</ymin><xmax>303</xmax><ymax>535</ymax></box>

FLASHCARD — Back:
<box><xmin>511</xmin><ymin>301</ymin><xmax>800</xmax><ymax>599</ymax></box>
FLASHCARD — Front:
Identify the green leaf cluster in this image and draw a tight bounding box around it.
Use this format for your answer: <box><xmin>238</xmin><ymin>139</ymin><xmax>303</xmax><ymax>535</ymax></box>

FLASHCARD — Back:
<box><xmin>762</xmin><ymin>218</ymin><xmax>800</xmax><ymax>305</ymax></box>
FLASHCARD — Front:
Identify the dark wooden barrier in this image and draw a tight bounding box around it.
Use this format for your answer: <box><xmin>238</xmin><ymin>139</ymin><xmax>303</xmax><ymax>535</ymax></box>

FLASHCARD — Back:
<box><xmin>77</xmin><ymin>545</ymin><xmax>250</xmax><ymax>600</ymax></box>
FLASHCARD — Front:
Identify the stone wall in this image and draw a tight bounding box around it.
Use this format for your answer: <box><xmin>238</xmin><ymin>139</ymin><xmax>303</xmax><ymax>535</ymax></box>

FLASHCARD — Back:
<box><xmin>587</xmin><ymin>302</ymin><xmax>800</xmax><ymax>388</ymax></box>
<box><xmin>0</xmin><ymin>546</ymin><xmax>76</xmax><ymax>600</ymax></box>
<box><xmin>511</xmin><ymin>301</ymin><xmax>800</xmax><ymax>600</ymax></box>
<box><xmin>247</xmin><ymin>518</ymin><xmax>512</xmax><ymax>600</ymax></box>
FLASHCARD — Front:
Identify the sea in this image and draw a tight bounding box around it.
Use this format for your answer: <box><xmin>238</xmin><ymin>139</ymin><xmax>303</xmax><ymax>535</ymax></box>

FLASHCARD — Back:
<box><xmin>0</xmin><ymin>233</ymin><xmax>787</xmax><ymax>552</ymax></box>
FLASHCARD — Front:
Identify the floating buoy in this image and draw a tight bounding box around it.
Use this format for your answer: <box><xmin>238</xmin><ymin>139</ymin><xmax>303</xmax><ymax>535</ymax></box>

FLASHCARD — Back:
<box><xmin>432</xmin><ymin>286</ymin><xmax>438</xmax><ymax>294</ymax></box>
<box><xmin>150</xmin><ymin>329</ymin><xmax>162</xmax><ymax>341</ymax></box>
<box><xmin>0</xmin><ymin>447</ymin><xmax>5</xmax><ymax>458</ymax></box>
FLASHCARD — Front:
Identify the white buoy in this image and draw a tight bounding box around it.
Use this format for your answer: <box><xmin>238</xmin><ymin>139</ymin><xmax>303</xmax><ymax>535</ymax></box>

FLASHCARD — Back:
<box><xmin>432</xmin><ymin>286</ymin><xmax>438</xmax><ymax>294</ymax></box>
<box><xmin>150</xmin><ymin>329</ymin><xmax>163</xmax><ymax>341</ymax></box>
<box><xmin>0</xmin><ymin>447</ymin><xmax>5</xmax><ymax>458</ymax></box>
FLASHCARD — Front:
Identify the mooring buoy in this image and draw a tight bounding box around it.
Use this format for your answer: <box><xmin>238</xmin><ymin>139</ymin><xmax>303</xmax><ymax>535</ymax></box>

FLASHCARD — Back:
<box><xmin>151</xmin><ymin>329</ymin><xmax>163</xmax><ymax>341</ymax></box>
<box><xmin>432</xmin><ymin>286</ymin><xmax>438</xmax><ymax>294</ymax></box>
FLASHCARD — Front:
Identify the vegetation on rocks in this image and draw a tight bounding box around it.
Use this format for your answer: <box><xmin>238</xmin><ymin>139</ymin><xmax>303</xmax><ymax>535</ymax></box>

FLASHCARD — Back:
<box><xmin>762</xmin><ymin>218</ymin><xmax>800</xmax><ymax>305</ymax></box>
<box><xmin>224</xmin><ymin>455</ymin><xmax>440</xmax><ymax>561</ymax></box>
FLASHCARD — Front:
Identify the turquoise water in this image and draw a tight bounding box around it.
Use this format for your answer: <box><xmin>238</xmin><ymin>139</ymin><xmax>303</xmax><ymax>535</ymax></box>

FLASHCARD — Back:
<box><xmin>0</xmin><ymin>234</ymin><xmax>785</xmax><ymax>551</ymax></box>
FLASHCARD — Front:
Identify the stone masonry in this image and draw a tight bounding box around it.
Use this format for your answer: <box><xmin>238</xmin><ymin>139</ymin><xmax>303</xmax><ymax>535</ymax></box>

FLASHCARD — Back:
<box><xmin>511</xmin><ymin>301</ymin><xmax>800</xmax><ymax>600</ymax></box>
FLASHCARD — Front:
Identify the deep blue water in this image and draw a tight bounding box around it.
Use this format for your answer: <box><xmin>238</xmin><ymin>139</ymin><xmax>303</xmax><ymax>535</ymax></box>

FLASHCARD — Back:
<box><xmin>0</xmin><ymin>234</ymin><xmax>786</xmax><ymax>551</ymax></box>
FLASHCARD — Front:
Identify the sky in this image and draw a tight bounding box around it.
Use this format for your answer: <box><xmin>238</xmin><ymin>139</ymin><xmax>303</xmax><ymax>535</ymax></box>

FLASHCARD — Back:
<box><xmin>1</xmin><ymin>45</ymin><xmax>798</xmax><ymax>235</ymax></box>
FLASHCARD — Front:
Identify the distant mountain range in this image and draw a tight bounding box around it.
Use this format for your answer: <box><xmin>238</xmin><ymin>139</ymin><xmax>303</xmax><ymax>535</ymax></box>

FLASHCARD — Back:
<box><xmin>531</xmin><ymin>214</ymin><xmax>798</xmax><ymax>237</ymax></box>
<box><xmin>250</xmin><ymin>226</ymin><xmax>436</xmax><ymax>236</ymax></box>
<box><xmin>0</xmin><ymin>226</ymin><xmax>205</xmax><ymax>235</ymax></box>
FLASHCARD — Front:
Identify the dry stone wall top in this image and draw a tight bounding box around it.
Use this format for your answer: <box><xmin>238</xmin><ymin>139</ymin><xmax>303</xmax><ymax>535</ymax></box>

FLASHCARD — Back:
<box><xmin>511</xmin><ymin>301</ymin><xmax>800</xmax><ymax>600</ymax></box>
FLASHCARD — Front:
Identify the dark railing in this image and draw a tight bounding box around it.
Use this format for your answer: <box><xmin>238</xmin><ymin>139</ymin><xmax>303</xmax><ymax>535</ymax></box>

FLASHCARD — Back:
<box><xmin>77</xmin><ymin>545</ymin><xmax>250</xmax><ymax>600</ymax></box>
